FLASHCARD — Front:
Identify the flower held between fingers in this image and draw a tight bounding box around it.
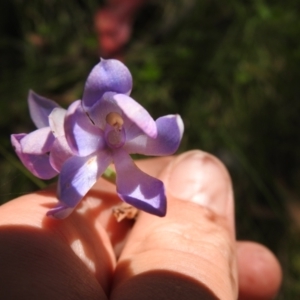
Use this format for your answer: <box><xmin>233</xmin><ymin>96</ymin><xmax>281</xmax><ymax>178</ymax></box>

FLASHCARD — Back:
<box><xmin>11</xmin><ymin>59</ymin><xmax>184</xmax><ymax>219</ymax></box>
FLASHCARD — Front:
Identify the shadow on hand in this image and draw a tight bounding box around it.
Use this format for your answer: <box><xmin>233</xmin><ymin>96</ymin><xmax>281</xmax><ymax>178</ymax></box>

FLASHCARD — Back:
<box><xmin>0</xmin><ymin>225</ymin><xmax>106</xmax><ymax>299</ymax></box>
<box><xmin>111</xmin><ymin>259</ymin><xmax>219</xmax><ymax>300</ymax></box>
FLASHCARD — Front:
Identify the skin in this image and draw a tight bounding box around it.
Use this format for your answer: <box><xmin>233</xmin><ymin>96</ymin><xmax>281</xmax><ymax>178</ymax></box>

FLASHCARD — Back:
<box><xmin>0</xmin><ymin>150</ymin><xmax>281</xmax><ymax>299</ymax></box>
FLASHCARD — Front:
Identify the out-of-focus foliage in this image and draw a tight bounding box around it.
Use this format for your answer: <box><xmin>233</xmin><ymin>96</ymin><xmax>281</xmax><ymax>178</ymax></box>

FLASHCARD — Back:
<box><xmin>0</xmin><ymin>0</ymin><xmax>300</xmax><ymax>298</ymax></box>
<box><xmin>0</xmin><ymin>0</ymin><xmax>100</xmax><ymax>200</ymax></box>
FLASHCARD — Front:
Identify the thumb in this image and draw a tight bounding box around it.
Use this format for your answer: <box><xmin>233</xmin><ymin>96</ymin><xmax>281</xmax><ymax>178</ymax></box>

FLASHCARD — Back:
<box><xmin>111</xmin><ymin>150</ymin><xmax>238</xmax><ymax>300</ymax></box>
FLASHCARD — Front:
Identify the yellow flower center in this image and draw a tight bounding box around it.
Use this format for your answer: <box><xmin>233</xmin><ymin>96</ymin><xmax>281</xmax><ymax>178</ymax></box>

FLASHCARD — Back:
<box><xmin>105</xmin><ymin>112</ymin><xmax>124</xmax><ymax>131</ymax></box>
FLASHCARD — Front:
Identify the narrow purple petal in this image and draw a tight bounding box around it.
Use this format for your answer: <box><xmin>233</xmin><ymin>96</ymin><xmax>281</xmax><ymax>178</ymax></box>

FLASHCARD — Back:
<box><xmin>28</xmin><ymin>90</ymin><xmax>60</xmax><ymax>128</ymax></box>
<box><xmin>47</xmin><ymin>203</ymin><xmax>74</xmax><ymax>219</ymax></box>
<box><xmin>20</xmin><ymin>127</ymin><xmax>55</xmax><ymax>155</ymax></box>
<box><xmin>48</xmin><ymin>107</ymin><xmax>67</xmax><ymax>137</ymax></box>
<box><xmin>113</xmin><ymin>149</ymin><xmax>166</xmax><ymax>217</ymax></box>
<box><xmin>82</xmin><ymin>58</ymin><xmax>132</xmax><ymax>110</ymax></box>
<box><xmin>64</xmin><ymin>100</ymin><xmax>105</xmax><ymax>156</ymax></box>
<box><xmin>49</xmin><ymin>137</ymin><xmax>73</xmax><ymax>172</ymax></box>
<box><xmin>124</xmin><ymin>114</ymin><xmax>184</xmax><ymax>156</ymax></box>
<box><xmin>113</xmin><ymin>93</ymin><xmax>157</xmax><ymax>138</ymax></box>
<box><xmin>11</xmin><ymin>134</ymin><xmax>58</xmax><ymax>179</ymax></box>
<box><xmin>57</xmin><ymin>150</ymin><xmax>112</xmax><ymax>208</ymax></box>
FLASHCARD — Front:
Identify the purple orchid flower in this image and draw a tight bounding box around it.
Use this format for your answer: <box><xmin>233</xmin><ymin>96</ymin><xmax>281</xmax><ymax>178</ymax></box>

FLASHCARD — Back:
<box><xmin>11</xmin><ymin>91</ymin><xmax>72</xmax><ymax>179</ymax></box>
<box><xmin>47</xmin><ymin>58</ymin><xmax>184</xmax><ymax>219</ymax></box>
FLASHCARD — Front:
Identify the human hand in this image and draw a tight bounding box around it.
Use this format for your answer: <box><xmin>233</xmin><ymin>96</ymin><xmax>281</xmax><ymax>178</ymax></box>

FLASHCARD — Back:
<box><xmin>0</xmin><ymin>150</ymin><xmax>281</xmax><ymax>299</ymax></box>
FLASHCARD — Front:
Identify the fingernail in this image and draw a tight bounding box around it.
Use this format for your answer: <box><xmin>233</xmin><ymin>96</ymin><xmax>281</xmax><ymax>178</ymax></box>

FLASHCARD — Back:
<box><xmin>164</xmin><ymin>150</ymin><xmax>233</xmax><ymax>217</ymax></box>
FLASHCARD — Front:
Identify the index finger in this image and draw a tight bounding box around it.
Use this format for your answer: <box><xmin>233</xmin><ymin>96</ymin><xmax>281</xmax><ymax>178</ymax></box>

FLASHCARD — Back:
<box><xmin>112</xmin><ymin>150</ymin><xmax>238</xmax><ymax>300</ymax></box>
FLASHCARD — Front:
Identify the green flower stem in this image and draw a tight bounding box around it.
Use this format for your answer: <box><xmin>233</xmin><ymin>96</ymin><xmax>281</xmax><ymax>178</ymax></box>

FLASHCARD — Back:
<box><xmin>102</xmin><ymin>167</ymin><xmax>116</xmax><ymax>184</ymax></box>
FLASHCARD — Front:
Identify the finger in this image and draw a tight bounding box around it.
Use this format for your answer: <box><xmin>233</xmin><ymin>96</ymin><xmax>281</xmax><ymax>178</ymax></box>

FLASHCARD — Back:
<box><xmin>111</xmin><ymin>150</ymin><xmax>238</xmax><ymax>300</ymax></box>
<box><xmin>237</xmin><ymin>241</ymin><xmax>282</xmax><ymax>300</ymax></box>
<box><xmin>0</xmin><ymin>189</ymin><xmax>116</xmax><ymax>299</ymax></box>
<box><xmin>0</xmin><ymin>156</ymin><xmax>173</xmax><ymax>299</ymax></box>
<box><xmin>134</xmin><ymin>157</ymin><xmax>283</xmax><ymax>300</ymax></box>
<box><xmin>89</xmin><ymin>156</ymin><xmax>173</xmax><ymax>256</ymax></box>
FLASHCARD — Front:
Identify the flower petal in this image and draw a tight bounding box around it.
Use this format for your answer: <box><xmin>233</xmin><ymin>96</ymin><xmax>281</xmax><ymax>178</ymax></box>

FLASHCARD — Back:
<box><xmin>46</xmin><ymin>203</ymin><xmax>74</xmax><ymax>219</ymax></box>
<box><xmin>20</xmin><ymin>127</ymin><xmax>55</xmax><ymax>155</ymax></box>
<box><xmin>114</xmin><ymin>149</ymin><xmax>166</xmax><ymax>216</ymax></box>
<box><xmin>28</xmin><ymin>90</ymin><xmax>60</xmax><ymax>128</ymax></box>
<box><xmin>64</xmin><ymin>100</ymin><xmax>105</xmax><ymax>156</ymax></box>
<box><xmin>124</xmin><ymin>114</ymin><xmax>184</xmax><ymax>156</ymax></box>
<box><xmin>48</xmin><ymin>107</ymin><xmax>67</xmax><ymax>137</ymax></box>
<box><xmin>113</xmin><ymin>93</ymin><xmax>157</xmax><ymax>138</ymax></box>
<box><xmin>85</xmin><ymin>92</ymin><xmax>122</xmax><ymax>130</ymax></box>
<box><xmin>49</xmin><ymin>137</ymin><xmax>73</xmax><ymax>172</ymax></box>
<box><xmin>82</xmin><ymin>58</ymin><xmax>132</xmax><ymax>111</ymax></box>
<box><xmin>11</xmin><ymin>134</ymin><xmax>58</xmax><ymax>179</ymax></box>
<box><xmin>57</xmin><ymin>150</ymin><xmax>112</xmax><ymax>209</ymax></box>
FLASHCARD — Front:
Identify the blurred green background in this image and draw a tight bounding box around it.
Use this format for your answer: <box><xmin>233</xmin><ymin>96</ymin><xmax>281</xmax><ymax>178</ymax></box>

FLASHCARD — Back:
<box><xmin>0</xmin><ymin>0</ymin><xmax>299</xmax><ymax>298</ymax></box>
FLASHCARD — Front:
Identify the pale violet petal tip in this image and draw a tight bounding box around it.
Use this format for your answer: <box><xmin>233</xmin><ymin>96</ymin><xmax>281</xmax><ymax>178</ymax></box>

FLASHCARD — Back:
<box><xmin>82</xmin><ymin>58</ymin><xmax>133</xmax><ymax>110</ymax></box>
<box><xmin>11</xmin><ymin>134</ymin><xmax>58</xmax><ymax>180</ymax></box>
<box><xmin>46</xmin><ymin>203</ymin><xmax>74</xmax><ymax>219</ymax></box>
<box><xmin>28</xmin><ymin>90</ymin><xmax>60</xmax><ymax>128</ymax></box>
<box><xmin>175</xmin><ymin>114</ymin><xmax>184</xmax><ymax>140</ymax></box>
<box><xmin>124</xmin><ymin>114</ymin><xmax>184</xmax><ymax>156</ymax></box>
<box><xmin>117</xmin><ymin>185</ymin><xmax>166</xmax><ymax>217</ymax></box>
<box><xmin>114</xmin><ymin>149</ymin><xmax>167</xmax><ymax>217</ymax></box>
